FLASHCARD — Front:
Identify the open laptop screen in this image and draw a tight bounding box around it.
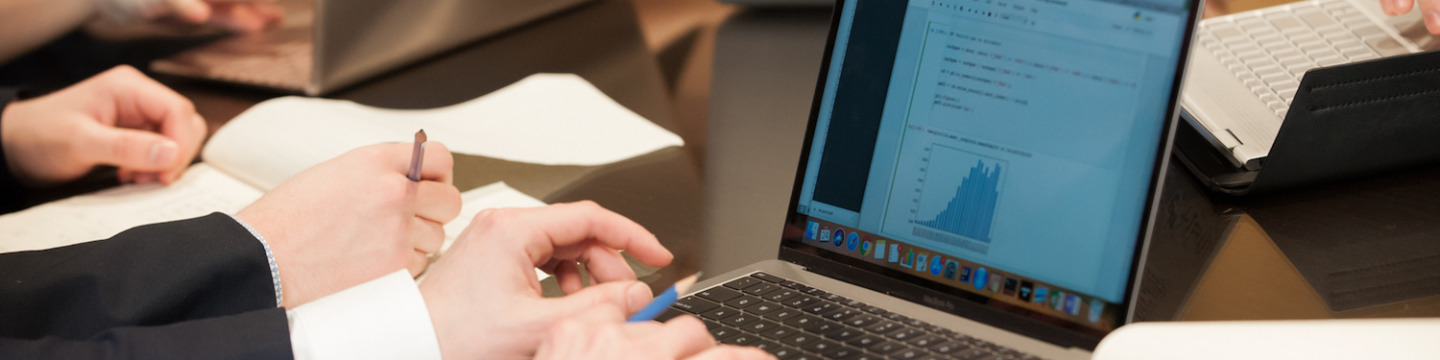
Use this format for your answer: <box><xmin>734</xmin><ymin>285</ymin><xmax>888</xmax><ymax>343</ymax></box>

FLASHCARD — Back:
<box><xmin>786</xmin><ymin>0</ymin><xmax>1193</xmax><ymax>334</ymax></box>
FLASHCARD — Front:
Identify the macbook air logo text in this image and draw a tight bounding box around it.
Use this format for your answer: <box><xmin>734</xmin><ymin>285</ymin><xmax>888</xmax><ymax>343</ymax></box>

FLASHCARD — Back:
<box><xmin>922</xmin><ymin>295</ymin><xmax>956</xmax><ymax>311</ymax></box>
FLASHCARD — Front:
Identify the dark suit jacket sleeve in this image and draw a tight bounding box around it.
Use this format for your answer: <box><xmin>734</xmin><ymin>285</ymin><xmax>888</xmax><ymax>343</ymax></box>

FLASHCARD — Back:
<box><xmin>0</xmin><ymin>213</ymin><xmax>290</xmax><ymax>358</ymax></box>
<box><xmin>0</xmin><ymin>308</ymin><xmax>293</xmax><ymax>360</ymax></box>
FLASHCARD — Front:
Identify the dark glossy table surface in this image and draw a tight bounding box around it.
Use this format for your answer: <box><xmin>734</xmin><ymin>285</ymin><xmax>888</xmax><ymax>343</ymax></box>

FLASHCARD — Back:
<box><xmin>155</xmin><ymin>0</ymin><xmax>1440</xmax><ymax>322</ymax></box>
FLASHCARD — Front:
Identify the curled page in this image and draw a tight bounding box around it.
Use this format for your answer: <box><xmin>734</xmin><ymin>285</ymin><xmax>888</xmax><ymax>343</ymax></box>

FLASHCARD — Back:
<box><xmin>204</xmin><ymin>73</ymin><xmax>684</xmax><ymax>190</ymax></box>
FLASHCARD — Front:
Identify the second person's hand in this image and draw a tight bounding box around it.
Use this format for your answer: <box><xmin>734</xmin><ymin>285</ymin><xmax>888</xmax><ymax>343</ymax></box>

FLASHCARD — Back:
<box><xmin>418</xmin><ymin>201</ymin><xmax>676</xmax><ymax>360</ymax></box>
<box><xmin>1380</xmin><ymin>0</ymin><xmax>1440</xmax><ymax>34</ymax></box>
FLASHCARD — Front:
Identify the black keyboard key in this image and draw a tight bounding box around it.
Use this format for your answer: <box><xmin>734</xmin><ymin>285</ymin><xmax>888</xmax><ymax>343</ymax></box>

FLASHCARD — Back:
<box><xmin>710</xmin><ymin>325</ymin><xmax>741</xmax><ymax>340</ymax></box>
<box><xmin>886</xmin><ymin>327</ymin><xmax>923</xmax><ymax>341</ymax></box>
<box><xmin>673</xmin><ymin>296</ymin><xmax>720</xmax><ymax>314</ymax></box>
<box><xmin>929</xmin><ymin>340</ymin><xmax>972</xmax><ymax>354</ymax></box>
<box><xmin>752</xmin><ymin>340</ymin><xmax>781</xmax><ymax>353</ymax></box>
<box><xmin>842</xmin><ymin>314</ymin><xmax>879</xmax><ymax>328</ymax></box>
<box><xmin>783</xmin><ymin>314</ymin><xmax>824</xmax><ymax>332</ymax></box>
<box><xmin>888</xmin><ymin>346</ymin><xmax>928</xmax><ymax>360</ymax></box>
<box><xmin>750</xmin><ymin>272</ymin><xmax>781</xmax><ymax>283</ymax></box>
<box><xmin>763</xmin><ymin>289</ymin><xmax>802</xmax><ymax>302</ymax></box>
<box><xmin>861</xmin><ymin>305</ymin><xmax>888</xmax><ymax>315</ymax></box>
<box><xmin>699</xmin><ymin>307</ymin><xmax>742</xmax><ymax>321</ymax></box>
<box><xmin>823</xmin><ymin>308</ymin><xmax>861</xmax><ymax>322</ymax></box>
<box><xmin>759</xmin><ymin>324</ymin><xmax>800</xmax><ymax>339</ymax></box>
<box><xmin>802</xmin><ymin>302</ymin><xmax>841</xmax><ymax>316</ymax></box>
<box><xmin>901</xmin><ymin>317</ymin><xmax>926</xmax><ymax>328</ymax></box>
<box><xmin>821</xmin><ymin>345</ymin><xmax>865</xmax><ymax>360</ymax></box>
<box><xmin>810</xmin><ymin>319</ymin><xmax>844</xmax><ymax>337</ymax></box>
<box><xmin>867</xmin><ymin>340</ymin><xmax>903</xmax><ymax>353</ymax></box>
<box><xmin>763</xmin><ymin>308</ymin><xmax>802</xmax><ymax>322</ymax></box>
<box><xmin>721</xmin><ymin>333</ymin><xmax>762</xmax><ymax>346</ymax></box>
<box><xmin>724</xmin><ymin>277</ymin><xmax>763</xmax><ymax>291</ymax></box>
<box><xmin>780</xmin><ymin>333</ymin><xmax>820</xmax><ymax>347</ymax></box>
<box><xmin>723</xmin><ymin>295</ymin><xmax>762</xmax><ymax>309</ymax></box>
<box><xmin>916</xmin><ymin>354</ymin><xmax>947</xmax><ymax>360</ymax></box>
<box><xmin>781</xmin><ymin>295</ymin><xmax>817</xmax><ymax>308</ymax></box>
<box><xmin>820</xmin><ymin>292</ymin><xmax>847</xmax><ymax>303</ymax></box>
<box><xmin>804</xmin><ymin>339</ymin><xmax>843</xmax><ymax>354</ymax></box>
<box><xmin>769</xmin><ymin>346</ymin><xmax>803</xmax><ymax>359</ymax></box>
<box><xmin>884</xmin><ymin>312</ymin><xmax>912</xmax><ymax>322</ymax></box>
<box><xmin>655</xmin><ymin>307</ymin><xmax>686</xmax><ymax>322</ymax></box>
<box><xmin>851</xmin><ymin>354</ymin><xmax>884</xmax><ymax>360</ymax></box>
<box><xmin>778</xmin><ymin>280</ymin><xmax>807</xmax><ymax>290</ymax></box>
<box><xmin>847</xmin><ymin>334</ymin><xmax>885</xmax><ymax>348</ymax></box>
<box><xmin>801</xmin><ymin>287</ymin><xmax>827</xmax><ymax>296</ymax></box>
<box><xmin>779</xmin><ymin>349</ymin><xmax>816</xmax><ymax>360</ymax></box>
<box><xmin>907</xmin><ymin>334</ymin><xmax>942</xmax><ymax>348</ymax></box>
<box><xmin>823</xmin><ymin>326</ymin><xmax>864</xmax><ymax>341</ymax></box>
<box><xmin>697</xmin><ymin>286</ymin><xmax>745</xmax><ymax>303</ymax></box>
<box><xmin>744</xmin><ymin>283</ymin><xmax>781</xmax><ymax>296</ymax></box>
<box><xmin>866</xmin><ymin>320</ymin><xmax>902</xmax><ymax>334</ymax></box>
<box><xmin>744</xmin><ymin>301</ymin><xmax>783</xmax><ymax>315</ymax></box>
<box><xmin>741</xmin><ymin>319</ymin><xmax>781</xmax><ymax>334</ymax></box>
<box><xmin>923</xmin><ymin>324</ymin><xmax>948</xmax><ymax>334</ymax></box>
<box><xmin>721</xmin><ymin>313</ymin><xmax>760</xmax><ymax>328</ymax></box>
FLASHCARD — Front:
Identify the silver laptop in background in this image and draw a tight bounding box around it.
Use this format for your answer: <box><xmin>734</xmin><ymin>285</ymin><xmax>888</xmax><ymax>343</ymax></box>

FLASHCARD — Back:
<box><xmin>151</xmin><ymin>0</ymin><xmax>592</xmax><ymax>95</ymax></box>
<box><xmin>1181</xmin><ymin>0</ymin><xmax>1438</xmax><ymax>170</ymax></box>
<box><xmin>654</xmin><ymin>0</ymin><xmax>1200</xmax><ymax>358</ymax></box>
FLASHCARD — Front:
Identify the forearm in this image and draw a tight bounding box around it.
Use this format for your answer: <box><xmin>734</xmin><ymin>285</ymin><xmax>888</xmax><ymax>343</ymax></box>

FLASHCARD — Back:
<box><xmin>0</xmin><ymin>0</ymin><xmax>98</xmax><ymax>64</ymax></box>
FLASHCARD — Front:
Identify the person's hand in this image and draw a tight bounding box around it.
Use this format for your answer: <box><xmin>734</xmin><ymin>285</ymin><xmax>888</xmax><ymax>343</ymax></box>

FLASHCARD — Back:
<box><xmin>236</xmin><ymin>142</ymin><xmax>461</xmax><ymax>309</ymax></box>
<box><xmin>1381</xmin><ymin>0</ymin><xmax>1440</xmax><ymax>34</ymax></box>
<box><xmin>97</xmin><ymin>0</ymin><xmax>284</xmax><ymax>33</ymax></box>
<box><xmin>417</xmin><ymin>201</ymin><xmax>676</xmax><ymax>360</ymax></box>
<box><xmin>0</xmin><ymin>65</ymin><xmax>206</xmax><ymax>188</ymax></box>
<box><xmin>535</xmin><ymin>304</ymin><xmax>775</xmax><ymax>360</ymax></box>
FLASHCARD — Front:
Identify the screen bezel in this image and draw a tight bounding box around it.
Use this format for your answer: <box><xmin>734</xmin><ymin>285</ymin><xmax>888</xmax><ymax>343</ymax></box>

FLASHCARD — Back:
<box><xmin>775</xmin><ymin>0</ymin><xmax>1202</xmax><ymax>350</ymax></box>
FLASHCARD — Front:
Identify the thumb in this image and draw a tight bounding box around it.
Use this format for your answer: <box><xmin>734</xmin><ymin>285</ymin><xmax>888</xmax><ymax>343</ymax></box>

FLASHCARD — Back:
<box><xmin>545</xmin><ymin>280</ymin><xmax>654</xmax><ymax>320</ymax></box>
<box><xmin>83</xmin><ymin>124</ymin><xmax>181</xmax><ymax>172</ymax></box>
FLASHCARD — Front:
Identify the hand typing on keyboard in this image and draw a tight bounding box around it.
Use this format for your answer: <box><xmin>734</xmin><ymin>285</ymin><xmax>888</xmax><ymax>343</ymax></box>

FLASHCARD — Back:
<box><xmin>1379</xmin><ymin>0</ymin><xmax>1440</xmax><ymax>34</ymax></box>
<box><xmin>418</xmin><ymin>201</ymin><xmax>685</xmax><ymax>360</ymax></box>
<box><xmin>536</xmin><ymin>303</ymin><xmax>775</xmax><ymax>360</ymax></box>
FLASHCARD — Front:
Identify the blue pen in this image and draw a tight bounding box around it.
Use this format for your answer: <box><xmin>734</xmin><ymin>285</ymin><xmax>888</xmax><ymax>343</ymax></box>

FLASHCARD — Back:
<box><xmin>628</xmin><ymin>273</ymin><xmax>701</xmax><ymax>322</ymax></box>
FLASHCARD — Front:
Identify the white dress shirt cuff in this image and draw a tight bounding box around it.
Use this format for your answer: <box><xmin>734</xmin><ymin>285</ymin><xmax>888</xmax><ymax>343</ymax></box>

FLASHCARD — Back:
<box><xmin>286</xmin><ymin>270</ymin><xmax>442</xmax><ymax>360</ymax></box>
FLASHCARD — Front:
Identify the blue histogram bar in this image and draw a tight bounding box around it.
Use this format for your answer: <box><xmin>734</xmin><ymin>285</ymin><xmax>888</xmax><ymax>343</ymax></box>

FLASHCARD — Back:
<box><xmin>917</xmin><ymin>159</ymin><xmax>1000</xmax><ymax>243</ymax></box>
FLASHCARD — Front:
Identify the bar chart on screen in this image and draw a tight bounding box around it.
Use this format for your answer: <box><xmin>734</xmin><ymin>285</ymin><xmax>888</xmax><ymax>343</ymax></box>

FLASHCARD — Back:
<box><xmin>906</xmin><ymin>143</ymin><xmax>1006</xmax><ymax>254</ymax></box>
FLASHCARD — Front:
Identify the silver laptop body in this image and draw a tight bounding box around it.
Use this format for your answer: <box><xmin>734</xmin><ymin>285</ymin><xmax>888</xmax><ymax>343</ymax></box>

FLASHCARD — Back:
<box><xmin>152</xmin><ymin>0</ymin><xmax>591</xmax><ymax>95</ymax></box>
<box><xmin>667</xmin><ymin>0</ymin><xmax>1201</xmax><ymax>358</ymax></box>
<box><xmin>1180</xmin><ymin>0</ymin><xmax>1436</xmax><ymax>169</ymax></box>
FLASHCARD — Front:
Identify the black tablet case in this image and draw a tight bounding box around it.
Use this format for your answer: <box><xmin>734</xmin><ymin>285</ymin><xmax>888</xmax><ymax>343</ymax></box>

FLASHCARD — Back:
<box><xmin>1177</xmin><ymin>50</ymin><xmax>1440</xmax><ymax>196</ymax></box>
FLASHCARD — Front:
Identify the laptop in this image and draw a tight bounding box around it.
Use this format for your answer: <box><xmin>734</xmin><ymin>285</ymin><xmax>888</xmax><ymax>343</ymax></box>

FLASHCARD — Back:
<box><xmin>651</xmin><ymin>0</ymin><xmax>1200</xmax><ymax>358</ymax></box>
<box><xmin>1180</xmin><ymin>0</ymin><xmax>1438</xmax><ymax>170</ymax></box>
<box><xmin>150</xmin><ymin>0</ymin><xmax>592</xmax><ymax>95</ymax></box>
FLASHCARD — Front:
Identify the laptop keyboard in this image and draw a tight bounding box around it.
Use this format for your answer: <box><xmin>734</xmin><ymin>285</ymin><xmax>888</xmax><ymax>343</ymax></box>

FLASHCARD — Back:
<box><xmin>1196</xmin><ymin>0</ymin><xmax>1406</xmax><ymax>120</ymax></box>
<box><xmin>654</xmin><ymin>272</ymin><xmax>1044</xmax><ymax>360</ymax></box>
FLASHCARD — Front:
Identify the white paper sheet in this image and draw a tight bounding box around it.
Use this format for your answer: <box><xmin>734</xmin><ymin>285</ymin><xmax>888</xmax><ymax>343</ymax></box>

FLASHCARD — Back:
<box><xmin>203</xmin><ymin>73</ymin><xmax>684</xmax><ymax>190</ymax></box>
<box><xmin>0</xmin><ymin>164</ymin><xmax>263</xmax><ymax>253</ymax></box>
